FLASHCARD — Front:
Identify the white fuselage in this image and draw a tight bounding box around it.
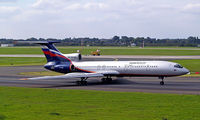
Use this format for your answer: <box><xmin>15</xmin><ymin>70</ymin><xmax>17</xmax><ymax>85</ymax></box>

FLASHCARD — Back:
<box><xmin>73</xmin><ymin>61</ymin><xmax>189</xmax><ymax>77</ymax></box>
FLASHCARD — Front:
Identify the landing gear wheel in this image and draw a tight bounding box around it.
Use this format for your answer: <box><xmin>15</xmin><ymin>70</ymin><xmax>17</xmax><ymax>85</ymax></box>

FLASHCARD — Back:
<box><xmin>159</xmin><ymin>76</ymin><xmax>165</xmax><ymax>85</ymax></box>
<box><xmin>101</xmin><ymin>77</ymin><xmax>112</xmax><ymax>83</ymax></box>
<box><xmin>160</xmin><ymin>81</ymin><xmax>164</xmax><ymax>85</ymax></box>
<box><xmin>101</xmin><ymin>78</ymin><xmax>106</xmax><ymax>83</ymax></box>
<box><xmin>82</xmin><ymin>81</ymin><xmax>87</xmax><ymax>86</ymax></box>
<box><xmin>76</xmin><ymin>81</ymin><xmax>88</xmax><ymax>86</ymax></box>
<box><xmin>76</xmin><ymin>77</ymin><xmax>88</xmax><ymax>86</ymax></box>
<box><xmin>107</xmin><ymin>78</ymin><xmax>112</xmax><ymax>82</ymax></box>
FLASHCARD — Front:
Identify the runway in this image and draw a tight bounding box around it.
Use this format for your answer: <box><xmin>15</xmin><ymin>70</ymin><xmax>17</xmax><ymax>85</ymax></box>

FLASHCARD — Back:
<box><xmin>0</xmin><ymin>66</ymin><xmax>200</xmax><ymax>95</ymax></box>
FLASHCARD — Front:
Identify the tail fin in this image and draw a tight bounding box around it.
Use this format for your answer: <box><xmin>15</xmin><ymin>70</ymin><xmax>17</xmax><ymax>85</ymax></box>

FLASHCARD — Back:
<box><xmin>42</xmin><ymin>48</ymin><xmax>54</xmax><ymax>62</ymax></box>
<box><xmin>42</xmin><ymin>48</ymin><xmax>72</xmax><ymax>63</ymax></box>
<box><xmin>34</xmin><ymin>41</ymin><xmax>71</xmax><ymax>63</ymax></box>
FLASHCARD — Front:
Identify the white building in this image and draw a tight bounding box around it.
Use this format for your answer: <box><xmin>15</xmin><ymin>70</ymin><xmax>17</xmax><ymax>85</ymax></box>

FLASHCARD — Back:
<box><xmin>130</xmin><ymin>43</ymin><xmax>136</xmax><ymax>47</ymax></box>
<box><xmin>1</xmin><ymin>44</ymin><xmax>14</xmax><ymax>47</ymax></box>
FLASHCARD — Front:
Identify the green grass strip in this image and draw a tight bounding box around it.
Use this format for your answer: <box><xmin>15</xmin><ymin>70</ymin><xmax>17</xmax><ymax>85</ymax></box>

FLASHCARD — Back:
<box><xmin>1</xmin><ymin>47</ymin><xmax>200</xmax><ymax>55</ymax></box>
<box><xmin>0</xmin><ymin>57</ymin><xmax>46</xmax><ymax>66</ymax></box>
<box><xmin>0</xmin><ymin>87</ymin><xmax>200</xmax><ymax>120</ymax></box>
<box><xmin>19</xmin><ymin>71</ymin><xmax>63</xmax><ymax>76</ymax></box>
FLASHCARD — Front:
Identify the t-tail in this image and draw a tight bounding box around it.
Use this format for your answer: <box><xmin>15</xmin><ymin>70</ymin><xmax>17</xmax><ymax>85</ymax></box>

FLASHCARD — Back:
<box><xmin>35</xmin><ymin>41</ymin><xmax>82</xmax><ymax>62</ymax></box>
<box><xmin>35</xmin><ymin>41</ymin><xmax>76</xmax><ymax>74</ymax></box>
<box><xmin>42</xmin><ymin>48</ymin><xmax>72</xmax><ymax>63</ymax></box>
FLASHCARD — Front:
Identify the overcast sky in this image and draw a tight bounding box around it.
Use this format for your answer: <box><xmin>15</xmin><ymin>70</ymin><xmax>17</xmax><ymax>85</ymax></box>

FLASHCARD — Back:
<box><xmin>0</xmin><ymin>0</ymin><xmax>200</xmax><ymax>39</ymax></box>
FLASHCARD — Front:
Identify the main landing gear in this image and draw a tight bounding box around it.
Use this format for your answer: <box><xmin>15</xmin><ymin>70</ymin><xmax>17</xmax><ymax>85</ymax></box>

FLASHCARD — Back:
<box><xmin>159</xmin><ymin>76</ymin><xmax>165</xmax><ymax>85</ymax></box>
<box><xmin>76</xmin><ymin>77</ymin><xmax>88</xmax><ymax>86</ymax></box>
<box><xmin>101</xmin><ymin>76</ymin><xmax>112</xmax><ymax>83</ymax></box>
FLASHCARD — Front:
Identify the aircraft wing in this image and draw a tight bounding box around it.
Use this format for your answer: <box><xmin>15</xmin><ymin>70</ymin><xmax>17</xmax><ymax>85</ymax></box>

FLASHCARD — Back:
<box><xmin>21</xmin><ymin>70</ymin><xmax>119</xmax><ymax>80</ymax></box>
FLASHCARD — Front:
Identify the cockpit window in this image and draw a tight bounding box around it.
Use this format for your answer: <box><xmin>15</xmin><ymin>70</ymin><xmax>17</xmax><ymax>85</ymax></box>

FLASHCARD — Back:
<box><xmin>174</xmin><ymin>64</ymin><xmax>183</xmax><ymax>68</ymax></box>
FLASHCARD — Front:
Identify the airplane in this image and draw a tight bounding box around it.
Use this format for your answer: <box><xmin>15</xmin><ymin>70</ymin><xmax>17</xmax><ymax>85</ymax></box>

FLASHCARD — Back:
<box><xmin>24</xmin><ymin>41</ymin><xmax>190</xmax><ymax>86</ymax></box>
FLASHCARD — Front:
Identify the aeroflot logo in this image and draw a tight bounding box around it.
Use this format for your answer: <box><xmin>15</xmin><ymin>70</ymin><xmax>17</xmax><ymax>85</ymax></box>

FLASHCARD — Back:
<box><xmin>43</xmin><ymin>50</ymin><xmax>71</xmax><ymax>62</ymax></box>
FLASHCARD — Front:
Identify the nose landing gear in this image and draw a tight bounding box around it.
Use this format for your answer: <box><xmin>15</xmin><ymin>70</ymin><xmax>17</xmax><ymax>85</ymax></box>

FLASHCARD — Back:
<box><xmin>159</xmin><ymin>76</ymin><xmax>165</xmax><ymax>85</ymax></box>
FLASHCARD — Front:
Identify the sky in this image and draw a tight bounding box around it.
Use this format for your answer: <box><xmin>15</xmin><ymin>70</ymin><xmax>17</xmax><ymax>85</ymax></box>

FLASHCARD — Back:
<box><xmin>0</xmin><ymin>0</ymin><xmax>200</xmax><ymax>39</ymax></box>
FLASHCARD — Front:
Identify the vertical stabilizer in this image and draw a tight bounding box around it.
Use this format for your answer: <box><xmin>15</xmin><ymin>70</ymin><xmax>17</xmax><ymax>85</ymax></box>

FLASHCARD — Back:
<box><xmin>42</xmin><ymin>48</ymin><xmax>72</xmax><ymax>63</ymax></box>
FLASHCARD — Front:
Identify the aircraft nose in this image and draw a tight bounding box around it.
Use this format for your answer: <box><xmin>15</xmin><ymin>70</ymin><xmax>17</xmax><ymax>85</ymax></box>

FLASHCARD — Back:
<box><xmin>183</xmin><ymin>68</ymin><xmax>190</xmax><ymax>75</ymax></box>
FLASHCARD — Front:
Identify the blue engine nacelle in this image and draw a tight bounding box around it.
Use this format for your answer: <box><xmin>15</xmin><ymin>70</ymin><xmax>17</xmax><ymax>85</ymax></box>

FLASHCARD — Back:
<box><xmin>44</xmin><ymin>62</ymin><xmax>76</xmax><ymax>73</ymax></box>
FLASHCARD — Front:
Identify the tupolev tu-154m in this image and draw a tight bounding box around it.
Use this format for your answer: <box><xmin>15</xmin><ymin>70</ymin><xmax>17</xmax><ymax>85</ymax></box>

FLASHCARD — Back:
<box><xmin>23</xmin><ymin>41</ymin><xmax>189</xmax><ymax>85</ymax></box>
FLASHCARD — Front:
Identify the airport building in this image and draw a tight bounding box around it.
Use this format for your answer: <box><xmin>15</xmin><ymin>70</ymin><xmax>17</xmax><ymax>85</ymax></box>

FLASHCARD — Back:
<box><xmin>1</xmin><ymin>44</ymin><xmax>14</xmax><ymax>47</ymax></box>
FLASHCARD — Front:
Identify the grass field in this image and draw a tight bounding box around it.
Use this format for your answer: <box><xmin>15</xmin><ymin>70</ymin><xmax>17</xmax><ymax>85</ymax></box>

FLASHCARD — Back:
<box><xmin>0</xmin><ymin>48</ymin><xmax>200</xmax><ymax>120</ymax></box>
<box><xmin>0</xmin><ymin>87</ymin><xmax>200</xmax><ymax>120</ymax></box>
<box><xmin>0</xmin><ymin>57</ymin><xmax>46</xmax><ymax>66</ymax></box>
<box><xmin>19</xmin><ymin>71</ymin><xmax>62</xmax><ymax>76</ymax></box>
<box><xmin>1</xmin><ymin>47</ymin><xmax>200</xmax><ymax>55</ymax></box>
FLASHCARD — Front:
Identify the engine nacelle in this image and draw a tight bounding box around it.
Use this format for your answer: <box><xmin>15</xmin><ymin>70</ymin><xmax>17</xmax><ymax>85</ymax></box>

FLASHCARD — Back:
<box><xmin>44</xmin><ymin>62</ymin><xmax>76</xmax><ymax>73</ymax></box>
<box><xmin>63</xmin><ymin>53</ymin><xmax>82</xmax><ymax>61</ymax></box>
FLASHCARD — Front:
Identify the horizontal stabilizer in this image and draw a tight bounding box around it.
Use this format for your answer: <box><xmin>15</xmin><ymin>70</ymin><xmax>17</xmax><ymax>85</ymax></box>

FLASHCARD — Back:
<box><xmin>16</xmin><ymin>41</ymin><xmax>60</xmax><ymax>52</ymax></box>
<box><xmin>34</xmin><ymin>41</ymin><xmax>60</xmax><ymax>52</ymax></box>
<box><xmin>16</xmin><ymin>41</ymin><xmax>60</xmax><ymax>44</ymax></box>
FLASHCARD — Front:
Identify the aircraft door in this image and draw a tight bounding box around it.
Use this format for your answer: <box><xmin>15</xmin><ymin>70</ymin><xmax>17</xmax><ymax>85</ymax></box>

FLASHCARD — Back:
<box><xmin>146</xmin><ymin>65</ymin><xmax>150</xmax><ymax>71</ymax></box>
<box><xmin>124</xmin><ymin>64</ymin><xmax>132</xmax><ymax>73</ymax></box>
<box><xmin>97</xmin><ymin>65</ymin><xmax>106</xmax><ymax>70</ymax></box>
<box><xmin>124</xmin><ymin>64</ymin><xmax>128</xmax><ymax>71</ymax></box>
<box><xmin>97</xmin><ymin>65</ymin><xmax>101</xmax><ymax>70</ymax></box>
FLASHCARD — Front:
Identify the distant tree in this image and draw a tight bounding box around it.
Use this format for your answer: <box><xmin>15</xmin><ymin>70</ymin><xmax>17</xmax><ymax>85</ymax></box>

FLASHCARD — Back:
<box><xmin>121</xmin><ymin>36</ymin><xmax>129</xmax><ymax>40</ymax></box>
<box><xmin>112</xmin><ymin>36</ymin><xmax>120</xmax><ymax>41</ymax></box>
<box><xmin>39</xmin><ymin>38</ymin><xmax>45</xmax><ymax>41</ymax></box>
<box><xmin>26</xmin><ymin>37</ymin><xmax>38</xmax><ymax>41</ymax></box>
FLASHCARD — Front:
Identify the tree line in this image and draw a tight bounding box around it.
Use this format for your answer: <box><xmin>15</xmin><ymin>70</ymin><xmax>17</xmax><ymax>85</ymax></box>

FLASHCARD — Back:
<box><xmin>0</xmin><ymin>36</ymin><xmax>200</xmax><ymax>47</ymax></box>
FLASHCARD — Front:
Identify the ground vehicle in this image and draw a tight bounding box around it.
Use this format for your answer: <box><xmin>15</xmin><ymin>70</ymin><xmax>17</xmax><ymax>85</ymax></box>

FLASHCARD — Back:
<box><xmin>91</xmin><ymin>49</ymin><xmax>100</xmax><ymax>56</ymax></box>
